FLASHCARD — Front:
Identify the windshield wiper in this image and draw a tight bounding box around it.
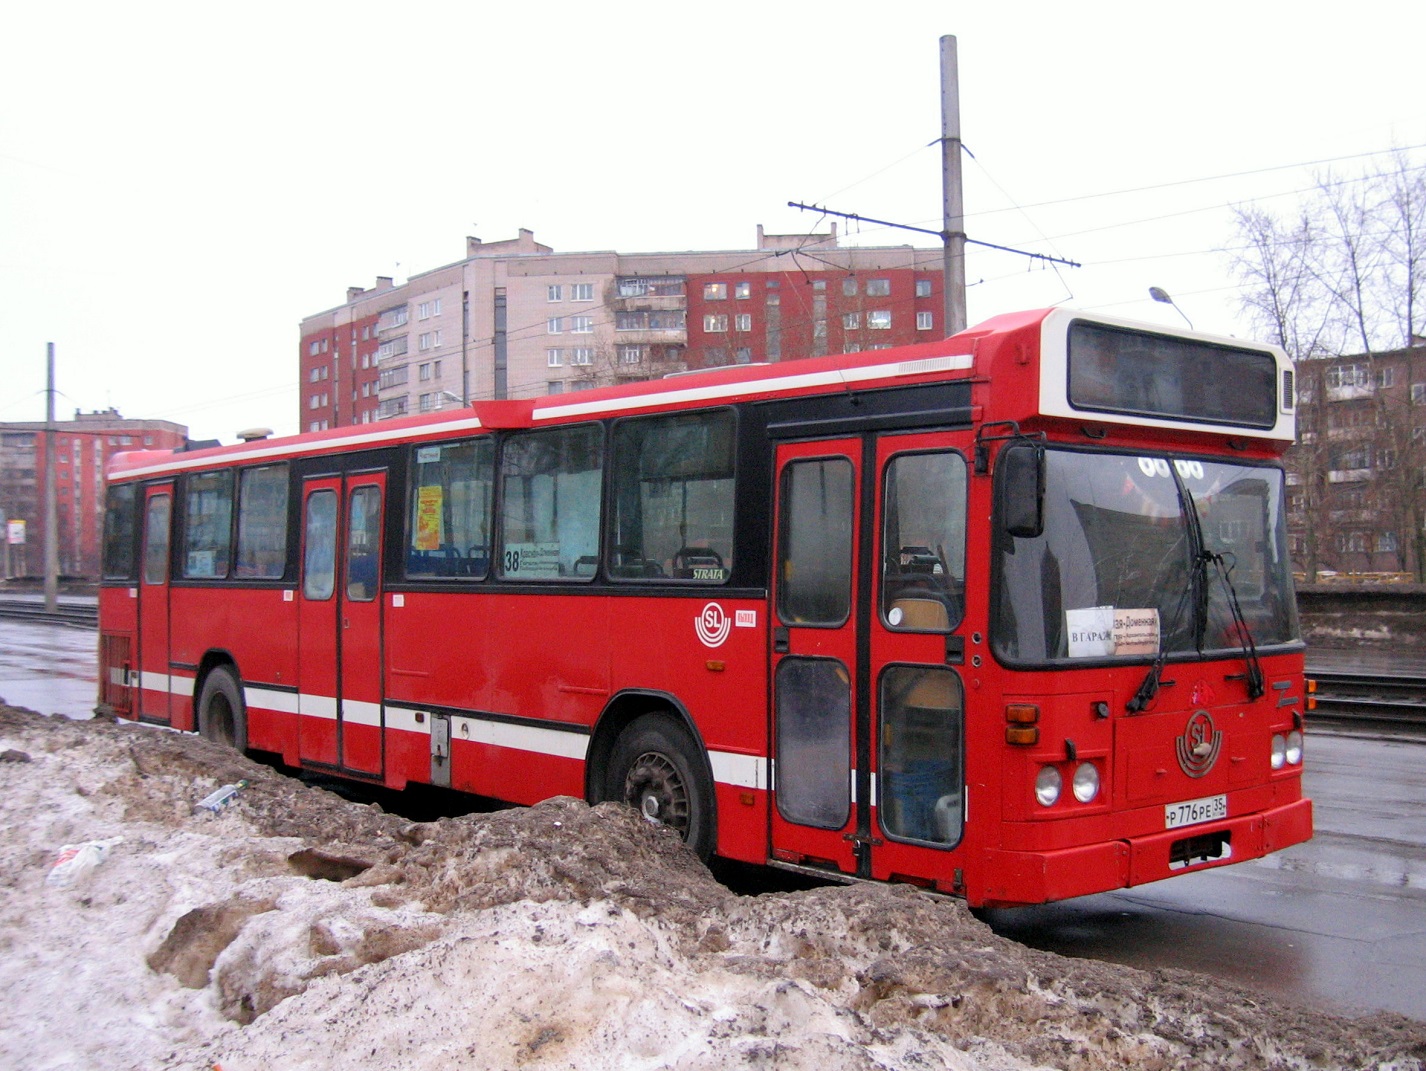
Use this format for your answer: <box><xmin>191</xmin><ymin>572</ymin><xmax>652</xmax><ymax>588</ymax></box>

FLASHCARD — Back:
<box><xmin>1127</xmin><ymin>551</ymin><xmax>1201</xmax><ymax>713</ymax></box>
<box><xmin>1205</xmin><ymin>549</ymin><xmax>1266</xmax><ymax>700</ymax></box>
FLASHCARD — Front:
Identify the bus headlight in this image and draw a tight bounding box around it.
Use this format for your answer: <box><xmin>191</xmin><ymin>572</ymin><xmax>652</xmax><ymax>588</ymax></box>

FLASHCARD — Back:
<box><xmin>1035</xmin><ymin>766</ymin><xmax>1062</xmax><ymax>807</ymax></box>
<box><xmin>1270</xmin><ymin>734</ymin><xmax>1286</xmax><ymax>770</ymax></box>
<box><xmin>1072</xmin><ymin>762</ymin><xmax>1100</xmax><ymax>803</ymax></box>
<box><xmin>1285</xmin><ymin>730</ymin><xmax>1303</xmax><ymax>766</ymax></box>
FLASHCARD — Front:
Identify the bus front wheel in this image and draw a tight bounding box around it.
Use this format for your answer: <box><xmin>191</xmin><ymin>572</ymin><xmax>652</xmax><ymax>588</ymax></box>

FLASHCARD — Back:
<box><xmin>197</xmin><ymin>667</ymin><xmax>248</xmax><ymax>753</ymax></box>
<box><xmin>606</xmin><ymin>714</ymin><xmax>714</xmax><ymax>862</ymax></box>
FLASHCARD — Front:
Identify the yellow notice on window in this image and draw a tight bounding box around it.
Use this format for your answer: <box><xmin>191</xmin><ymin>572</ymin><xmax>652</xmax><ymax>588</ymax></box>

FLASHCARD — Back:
<box><xmin>414</xmin><ymin>486</ymin><xmax>443</xmax><ymax>551</ymax></box>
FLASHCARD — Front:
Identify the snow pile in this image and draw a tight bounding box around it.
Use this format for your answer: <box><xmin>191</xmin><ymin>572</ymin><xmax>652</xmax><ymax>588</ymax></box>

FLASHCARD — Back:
<box><xmin>0</xmin><ymin>704</ymin><xmax>1421</xmax><ymax>1071</ymax></box>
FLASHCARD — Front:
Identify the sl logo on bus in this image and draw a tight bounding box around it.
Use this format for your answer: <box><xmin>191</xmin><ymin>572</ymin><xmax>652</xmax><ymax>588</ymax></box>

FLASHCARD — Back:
<box><xmin>696</xmin><ymin>603</ymin><xmax>732</xmax><ymax>648</ymax></box>
<box><xmin>1176</xmin><ymin>710</ymin><xmax>1222</xmax><ymax>778</ymax></box>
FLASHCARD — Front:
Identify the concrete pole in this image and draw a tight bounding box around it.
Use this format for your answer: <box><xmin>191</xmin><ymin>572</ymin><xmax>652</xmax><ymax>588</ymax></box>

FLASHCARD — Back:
<box><xmin>941</xmin><ymin>35</ymin><xmax>967</xmax><ymax>336</ymax></box>
<box><xmin>43</xmin><ymin>342</ymin><xmax>59</xmax><ymax>611</ymax></box>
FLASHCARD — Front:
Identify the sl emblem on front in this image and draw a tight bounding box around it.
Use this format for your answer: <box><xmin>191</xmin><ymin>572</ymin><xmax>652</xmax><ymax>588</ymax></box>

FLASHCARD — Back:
<box><xmin>1176</xmin><ymin>710</ymin><xmax>1222</xmax><ymax>778</ymax></box>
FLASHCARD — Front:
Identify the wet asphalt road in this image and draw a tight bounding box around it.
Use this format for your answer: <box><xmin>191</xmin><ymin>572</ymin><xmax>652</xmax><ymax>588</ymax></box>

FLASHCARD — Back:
<box><xmin>3</xmin><ymin>619</ymin><xmax>1423</xmax><ymax>1024</ymax></box>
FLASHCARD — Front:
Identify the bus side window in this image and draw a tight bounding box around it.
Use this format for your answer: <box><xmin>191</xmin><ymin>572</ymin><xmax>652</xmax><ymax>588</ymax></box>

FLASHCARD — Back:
<box><xmin>499</xmin><ymin>424</ymin><xmax>603</xmax><ymax>581</ymax></box>
<box><xmin>406</xmin><ymin>438</ymin><xmax>494</xmax><ymax>581</ymax></box>
<box><xmin>608</xmin><ymin>410</ymin><xmax>735</xmax><ymax>583</ymax></box>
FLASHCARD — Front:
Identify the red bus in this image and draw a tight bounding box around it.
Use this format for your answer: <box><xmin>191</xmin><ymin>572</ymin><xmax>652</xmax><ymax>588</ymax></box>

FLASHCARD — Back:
<box><xmin>97</xmin><ymin>306</ymin><xmax>1311</xmax><ymax>906</ymax></box>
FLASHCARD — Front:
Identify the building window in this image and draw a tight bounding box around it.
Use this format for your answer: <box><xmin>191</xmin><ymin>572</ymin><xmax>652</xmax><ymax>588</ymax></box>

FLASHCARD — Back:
<box><xmin>703</xmin><ymin>282</ymin><xmax>727</xmax><ymax>301</ymax></box>
<box><xmin>547</xmin><ymin>317</ymin><xmax>564</xmax><ymax>334</ymax></box>
<box><xmin>547</xmin><ymin>381</ymin><xmax>565</xmax><ymax>395</ymax></box>
<box><xmin>866</xmin><ymin>278</ymin><xmax>891</xmax><ymax>296</ymax></box>
<box><xmin>735</xmin><ymin>313</ymin><xmax>752</xmax><ymax>332</ymax></box>
<box><xmin>547</xmin><ymin>348</ymin><xmax>563</xmax><ymax>367</ymax></box>
<box><xmin>736</xmin><ymin>347</ymin><xmax>753</xmax><ymax>364</ymax></box>
<box><xmin>619</xmin><ymin>345</ymin><xmax>643</xmax><ymax>365</ymax></box>
<box><xmin>767</xmin><ymin>293</ymin><xmax>780</xmax><ymax>307</ymax></box>
<box><xmin>916</xmin><ymin>310</ymin><xmax>934</xmax><ymax>331</ymax></box>
<box><xmin>418</xmin><ymin>301</ymin><xmax>432</xmax><ymax>319</ymax></box>
<box><xmin>309</xmin><ymin>341</ymin><xmax>321</xmax><ymax>356</ymax></box>
<box><xmin>571</xmin><ymin>283</ymin><xmax>593</xmax><ymax>301</ymax></box>
<box><xmin>843</xmin><ymin>312</ymin><xmax>861</xmax><ymax>330</ymax></box>
<box><xmin>735</xmin><ymin>281</ymin><xmax>751</xmax><ymax>299</ymax></box>
<box><xmin>1412</xmin><ymin>383</ymin><xmax>1426</xmax><ymax>404</ymax></box>
<box><xmin>419</xmin><ymin>363</ymin><xmax>433</xmax><ymax>381</ymax></box>
<box><xmin>704</xmin><ymin>313</ymin><xmax>728</xmax><ymax>332</ymax></box>
<box><xmin>868</xmin><ymin>310</ymin><xmax>892</xmax><ymax>330</ymax></box>
<box><xmin>547</xmin><ymin>284</ymin><xmax>563</xmax><ymax>302</ymax></box>
<box><xmin>843</xmin><ymin>278</ymin><xmax>857</xmax><ymax>297</ymax></box>
<box><xmin>1377</xmin><ymin>532</ymin><xmax>1399</xmax><ymax>553</ymax></box>
<box><xmin>915</xmin><ymin>279</ymin><xmax>933</xmax><ymax>298</ymax></box>
<box><xmin>571</xmin><ymin>315</ymin><xmax>593</xmax><ymax>334</ymax></box>
<box><xmin>1378</xmin><ymin>367</ymin><xmax>1397</xmax><ymax>388</ymax></box>
<box><xmin>309</xmin><ymin>368</ymin><xmax>320</xmax><ymax>383</ymax></box>
<box><xmin>573</xmin><ymin>348</ymin><xmax>593</xmax><ymax>365</ymax></box>
<box><xmin>813</xmin><ymin>280</ymin><xmax>826</xmax><ymax>292</ymax></box>
<box><xmin>419</xmin><ymin>332</ymin><xmax>432</xmax><ymax>351</ymax></box>
<box><xmin>309</xmin><ymin>396</ymin><xmax>320</xmax><ymax>410</ymax></box>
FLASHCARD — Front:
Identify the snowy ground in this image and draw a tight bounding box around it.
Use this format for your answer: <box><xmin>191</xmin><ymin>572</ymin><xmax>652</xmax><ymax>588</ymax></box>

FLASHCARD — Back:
<box><xmin>0</xmin><ymin>704</ymin><xmax>1422</xmax><ymax>1071</ymax></box>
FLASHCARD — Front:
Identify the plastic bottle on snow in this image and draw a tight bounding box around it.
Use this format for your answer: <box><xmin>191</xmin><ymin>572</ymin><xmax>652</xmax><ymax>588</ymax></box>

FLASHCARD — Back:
<box><xmin>194</xmin><ymin>779</ymin><xmax>250</xmax><ymax>815</ymax></box>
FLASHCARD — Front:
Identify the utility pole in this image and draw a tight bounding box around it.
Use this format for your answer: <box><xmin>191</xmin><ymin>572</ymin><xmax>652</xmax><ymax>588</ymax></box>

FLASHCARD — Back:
<box><xmin>941</xmin><ymin>34</ymin><xmax>967</xmax><ymax>335</ymax></box>
<box><xmin>43</xmin><ymin>342</ymin><xmax>59</xmax><ymax>612</ymax></box>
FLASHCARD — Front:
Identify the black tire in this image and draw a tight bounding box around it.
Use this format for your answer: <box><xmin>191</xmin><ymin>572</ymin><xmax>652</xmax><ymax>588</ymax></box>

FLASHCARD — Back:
<box><xmin>605</xmin><ymin>714</ymin><xmax>715</xmax><ymax>861</ymax></box>
<box><xmin>197</xmin><ymin>667</ymin><xmax>248</xmax><ymax>753</ymax></box>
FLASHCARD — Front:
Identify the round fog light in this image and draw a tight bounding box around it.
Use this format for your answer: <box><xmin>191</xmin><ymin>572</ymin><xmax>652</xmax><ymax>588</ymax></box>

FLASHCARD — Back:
<box><xmin>1072</xmin><ymin>762</ymin><xmax>1100</xmax><ymax>803</ymax></box>
<box><xmin>1035</xmin><ymin>765</ymin><xmax>1062</xmax><ymax>807</ymax></box>
<box><xmin>1285</xmin><ymin>730</ymin><xmax>1303</xmax><ymax>766</ymax></box>
<box><xmin>1270</xmin><ymin>734</ymin><xmax>1286</xmax><ymax>770</ymax></box>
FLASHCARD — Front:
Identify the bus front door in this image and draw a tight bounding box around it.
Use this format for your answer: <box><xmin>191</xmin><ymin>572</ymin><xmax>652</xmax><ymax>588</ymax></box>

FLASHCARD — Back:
<box><xmin>769</xmin><ymin>439</ymin><xmax>864</xmax><ymax>877</ymax></box>
<box><xmin>298</xmin><ymin>473</ymin><xmax>386</xmax><ymax>777</ymax></box>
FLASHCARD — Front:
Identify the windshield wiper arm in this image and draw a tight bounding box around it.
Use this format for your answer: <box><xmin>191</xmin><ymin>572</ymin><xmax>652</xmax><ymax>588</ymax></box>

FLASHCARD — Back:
<box><xmin>1205</xmin><ymin>550</ymin><xmax>1266</xmax><ymax>700</ymax></box>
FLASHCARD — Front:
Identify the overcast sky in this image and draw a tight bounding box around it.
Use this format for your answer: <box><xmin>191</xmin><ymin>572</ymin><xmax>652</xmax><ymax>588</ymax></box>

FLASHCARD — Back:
<box><xmin>3</xmin><ymin>0</ymin><xmax>1423</xmax><ymax>442</ymax></box>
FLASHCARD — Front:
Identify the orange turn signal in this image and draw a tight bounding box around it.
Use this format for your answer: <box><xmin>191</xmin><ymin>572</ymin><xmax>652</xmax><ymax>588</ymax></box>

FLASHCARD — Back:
<box><xmin>1005</xmin><ymin>703</ymin><xmax>1040</xmax><ymax>725</ymax></box>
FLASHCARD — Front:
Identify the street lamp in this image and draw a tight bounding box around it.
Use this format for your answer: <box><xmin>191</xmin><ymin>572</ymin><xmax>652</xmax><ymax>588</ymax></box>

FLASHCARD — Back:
<box><xmin>1149</xmin><ymin>286</ymin><xmax>1194</xmax><ymax>330</ymax></box>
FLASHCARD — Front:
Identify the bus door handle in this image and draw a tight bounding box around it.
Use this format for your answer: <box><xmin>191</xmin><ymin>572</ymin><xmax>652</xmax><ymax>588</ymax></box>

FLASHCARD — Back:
<box><xmin>773</xmin><ymin>626</ymin><xmax>790</xmax><ymax>654</ymax></box>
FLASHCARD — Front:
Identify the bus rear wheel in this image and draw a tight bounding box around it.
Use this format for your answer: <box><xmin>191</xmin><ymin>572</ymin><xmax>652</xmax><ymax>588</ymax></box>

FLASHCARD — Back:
<box><xmin>197</xmin><ymin>667</ymin><xmax>248</xmax><ymax>753</ymax></box>
<box><xmin>606</xmin><ymin>714</ymin><xmax>714</xmax><ymax>862</ymax></box>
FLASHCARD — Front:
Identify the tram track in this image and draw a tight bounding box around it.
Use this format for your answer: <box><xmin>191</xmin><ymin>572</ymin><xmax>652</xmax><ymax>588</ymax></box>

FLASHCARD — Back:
<box><xmin>1305</xmin><ymin>669</ymin><xmax>1426</xmax><ymax>735</ymax></box>
<box><xmin>0</xmin><ymin>598</ymin><xmax>98</xmax><ymax>630</ymax></box>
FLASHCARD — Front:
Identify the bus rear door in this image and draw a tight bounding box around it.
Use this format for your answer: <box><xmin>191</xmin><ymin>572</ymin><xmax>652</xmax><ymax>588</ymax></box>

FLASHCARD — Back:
<box><xmin>298</xmin><ymin>472</ymin><xmax>386</xmax><ymax>777</ymax></box>
<box><xmin>136</xmin><ymin>483</ymin><xmax>173</xmax><ymax>725</ymax></box>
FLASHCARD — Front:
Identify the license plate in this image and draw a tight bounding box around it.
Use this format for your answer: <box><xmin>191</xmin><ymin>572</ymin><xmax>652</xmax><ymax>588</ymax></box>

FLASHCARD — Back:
<box><xmin>1165</xmin><ymin>793</ymin><xmax>1227</xmax><ymax>830</ymax></box>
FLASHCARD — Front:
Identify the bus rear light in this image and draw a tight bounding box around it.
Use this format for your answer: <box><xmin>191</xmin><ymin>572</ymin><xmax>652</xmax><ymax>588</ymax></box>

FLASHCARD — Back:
<box><xmin>1006</xmin><ymin>726</ymin><xmax>1040</xmax><ymax>746</ymax></box>
<box><xmin>1271</xmin><ymin>732</ymin><xmax>1303</xmax><ymax>769</ymax></box>
<box><xmin>1305</xmin><ymin>678</ymin><xmax>1317</xmax><ymax>711</ymax></box>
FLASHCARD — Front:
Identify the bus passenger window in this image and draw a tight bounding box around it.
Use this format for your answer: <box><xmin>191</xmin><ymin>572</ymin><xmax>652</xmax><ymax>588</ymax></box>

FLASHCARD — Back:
<box><xmin>303</xmin><ymin>491</ymin><xmax>337</xmax><ymax>601</ymax></box>
<box><xmin>608</xmin><ymin>410</ymin><xmax>735</xmax><ymax>582</ymax></box>
<box><xmin>103</xmin><ymin>483</ymin><xmax>139</xmax><ymax>582</ymax></box>
<box><xmin>234</xmin><ymin>464</ymin><xmax>289</xmax><ymax>579</ymax></box>
<box><xmin>182</xmin><ymin>470</ymin><xmax>234</xmax><ymax>579</ymax></box>
<box><xmin>406</xmin><ymin>438</ymin><xmax>494</xmax><ymax>580</ymax></box>
<box><xmin>881</xmin><ymin>451</ymin><xmax>966</xmax><ymax>632</ymax></box>
<box><xmin>879</xmin><ymin>665</ymin><xmax>963</xmax><ymax>846</ymax></box>
<box><xmin>775</xmin><ymin>658</ymin><xmax>851</xmax><ymax>829</ymax></box>
<box><xmin>499</xmin><ymin>424</ymin><xmax>602</xmax><ymax>581</ymax></box>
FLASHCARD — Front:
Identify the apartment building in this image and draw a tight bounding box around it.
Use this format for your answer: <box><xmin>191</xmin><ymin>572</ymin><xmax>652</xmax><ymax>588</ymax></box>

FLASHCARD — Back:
<box><xmin>0</xmin><ymin>409</ymin><xmax>187</xmax><ymax>579</ymax></box>
<box><xmin>298</xmin><ymin>227</ymin><xmax>945</xmax><ymax>429</ymax></box>
<box><xmin>1286</xmin><ymin>340</ymin><xmax>1426</xmax><ymax>580</ymax></box>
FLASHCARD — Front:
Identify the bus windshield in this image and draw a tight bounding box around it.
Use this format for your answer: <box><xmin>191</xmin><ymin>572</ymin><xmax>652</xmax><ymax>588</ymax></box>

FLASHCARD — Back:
<box><xmin>994</xmin><ymin>448</ymin><xmax>1299</xmax><ymax>665</ymax></box>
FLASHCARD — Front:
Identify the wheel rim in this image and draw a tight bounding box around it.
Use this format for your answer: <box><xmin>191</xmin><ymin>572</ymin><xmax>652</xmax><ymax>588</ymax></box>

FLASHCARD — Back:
<box><xmin>623</xmin><ymin>750</ymin><xmax>690</xmax><ymax>837</ymax></box>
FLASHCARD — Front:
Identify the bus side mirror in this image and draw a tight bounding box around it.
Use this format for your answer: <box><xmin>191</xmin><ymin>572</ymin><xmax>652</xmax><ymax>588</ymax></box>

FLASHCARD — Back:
<box><xmin>999</xmin><ymin>443</ymin><xmax>1044</xmax><ymax>539</ymax></box>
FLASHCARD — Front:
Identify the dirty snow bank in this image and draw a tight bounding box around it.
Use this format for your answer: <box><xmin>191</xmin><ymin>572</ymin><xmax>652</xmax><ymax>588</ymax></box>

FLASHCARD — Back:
<box><xmin>0</xmin><ymin>705</ymin><xmax>1421</xmax><ymax>1071</ymax></box>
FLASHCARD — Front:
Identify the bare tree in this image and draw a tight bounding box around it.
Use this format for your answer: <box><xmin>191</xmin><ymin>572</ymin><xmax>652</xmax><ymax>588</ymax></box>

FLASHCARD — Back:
<box><xmin>1231</xmin><ymin>155</ymin><xmax>1426</xmax><ymax>580</ymax></box>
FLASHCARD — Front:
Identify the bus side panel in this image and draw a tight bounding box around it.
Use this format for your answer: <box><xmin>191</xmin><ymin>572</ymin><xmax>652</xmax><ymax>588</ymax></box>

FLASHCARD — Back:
<box><xmin>168</xmin><ymin>586</ymin><xmax>300</xmax><ymax>737</ymax></box>
<box><xmin>609</xmin><ymin>594</ymin><xmax>770</xmax><ymax>866</ymax></box>
<box><xmin>383</xmin><ymin>590</ymin><xmax>609</xmax><ymax>798</ymax></box>
<box><xmin>97</xmin><ymin>586</ymin><xmax>139</xmax><ymax>717</ymax></box>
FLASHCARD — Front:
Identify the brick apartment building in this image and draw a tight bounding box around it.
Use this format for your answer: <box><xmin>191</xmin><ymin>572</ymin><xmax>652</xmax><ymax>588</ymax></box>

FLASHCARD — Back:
<box><xmin>1286</xmin><ymin>340</ymin><xmax>1426</xmax><ymax>580</ymax></box>
<box><xmin>298</xmin><ymin>227</ymin><xmax>945</xmax><ymax>430</ymax></box>
<box><xmin>0</xmin><ymin>410</ymin><xmax>187</xmax><ymax>580</ymax></box>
